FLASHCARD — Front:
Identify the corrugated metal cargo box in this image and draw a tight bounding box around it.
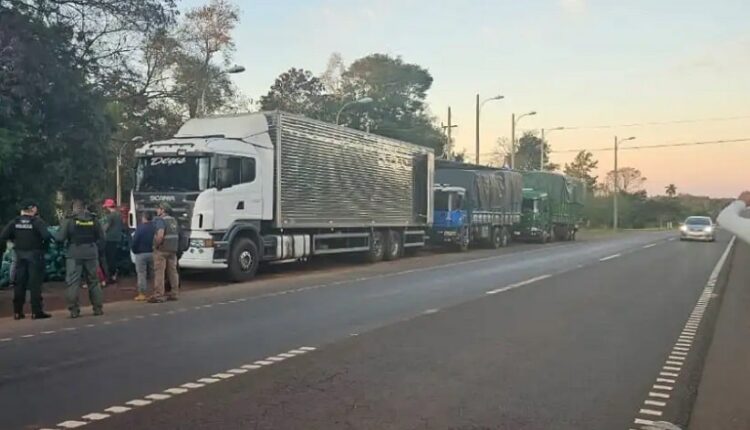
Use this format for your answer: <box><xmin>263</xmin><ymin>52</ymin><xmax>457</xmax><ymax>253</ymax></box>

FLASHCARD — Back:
<box><xmin>266</xmin><ymin>112</ymin><xmax>434</xmax><ymax>229</ymax></box>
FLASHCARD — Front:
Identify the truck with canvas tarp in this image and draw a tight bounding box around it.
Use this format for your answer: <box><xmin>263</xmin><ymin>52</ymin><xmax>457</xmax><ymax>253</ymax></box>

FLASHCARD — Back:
<box><xmin>514</xmin><ymin>171</ymin><xmax>585</xmax><ymax>242</ymax></box>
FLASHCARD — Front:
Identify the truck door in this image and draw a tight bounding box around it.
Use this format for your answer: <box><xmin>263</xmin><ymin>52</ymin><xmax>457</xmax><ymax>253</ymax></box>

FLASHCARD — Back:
<box><xmin>213</xmin><ymin>156</ymin><xmax>262</xmax><ymax>228</ymax></box>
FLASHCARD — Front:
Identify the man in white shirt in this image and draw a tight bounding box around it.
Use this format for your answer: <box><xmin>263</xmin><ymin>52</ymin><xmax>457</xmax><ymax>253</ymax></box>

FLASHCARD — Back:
<box><xmin>717</xmin><ymin>191</ymin><xmax>750</xmax><ymax>244</ymax></box>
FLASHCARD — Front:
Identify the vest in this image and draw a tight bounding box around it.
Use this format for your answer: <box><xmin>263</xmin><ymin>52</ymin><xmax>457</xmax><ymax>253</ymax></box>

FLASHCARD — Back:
<box><xmin>71</xmin><ymin>215</ymin><xmax>98</xmax><ymax>245</ymax></box>
<box><xmin>158</xmin><ymin>215</ymin><xmax>179</xmax><ymax>253</ymax></box>
<box><xmin>12</xmin><ymin>215</ymin><xmax>45</xmax><ymax>251</ymax></box>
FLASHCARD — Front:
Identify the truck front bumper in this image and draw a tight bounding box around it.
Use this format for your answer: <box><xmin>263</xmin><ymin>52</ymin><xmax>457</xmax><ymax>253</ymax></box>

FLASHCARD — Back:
<box><xmin>180</xmin><ymin>246</ymin><xmax>228</xmax><ymax>270</ymax></box>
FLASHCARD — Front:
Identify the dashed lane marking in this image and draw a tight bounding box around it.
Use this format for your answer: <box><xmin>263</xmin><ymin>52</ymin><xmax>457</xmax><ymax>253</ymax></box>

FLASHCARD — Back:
<box><xmin>42</xmin><ymin>346</ymin><xmax>317</xmax><ymax>429</ymax></box>
<box><xmin>629</xmin><ymin>237</ymin><xmax>735</xmax><ymax>428</ymax></box>
<box><xmin>643</xmin><ymin>243</ymin><xmax>658</xmax><ymax>249</ymax></box>
<box><xmin>486</xmin><ymin>274</ymin><xmax>552</xmax><ymax>295</ymax></box>
<box><xmin>599</xmin><ymin>253</ymin><xmax>621</xmax><ymax>262</ymax></box>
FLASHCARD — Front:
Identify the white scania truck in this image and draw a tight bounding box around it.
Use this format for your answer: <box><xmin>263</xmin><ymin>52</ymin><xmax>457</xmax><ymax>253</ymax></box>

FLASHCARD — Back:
<box><xmin>129</xmin><ymin>112</ymin><xmax>434</xmax><ymax>281</ymax></box>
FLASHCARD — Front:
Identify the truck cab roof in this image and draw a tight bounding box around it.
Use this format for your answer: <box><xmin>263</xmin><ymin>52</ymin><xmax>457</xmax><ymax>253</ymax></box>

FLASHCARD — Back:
<box><xmin>523</xmin><ymin>188</ymin><xmax>548</xmax><ymax>200</ymax></box>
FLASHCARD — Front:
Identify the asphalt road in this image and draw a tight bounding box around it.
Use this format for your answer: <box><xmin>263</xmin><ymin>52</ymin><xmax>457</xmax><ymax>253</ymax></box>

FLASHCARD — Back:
<box><xmin>0</xmin><ymin>231</ymin><xmax>731</xmax><ymax>430</ymax></box>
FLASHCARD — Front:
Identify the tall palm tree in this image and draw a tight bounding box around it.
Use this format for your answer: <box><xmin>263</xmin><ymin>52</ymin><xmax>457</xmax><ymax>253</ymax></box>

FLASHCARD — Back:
<box><xmin>665</xmin><ymin>183</ymin><xmax>677</xmax><ymax>198</ymax></box>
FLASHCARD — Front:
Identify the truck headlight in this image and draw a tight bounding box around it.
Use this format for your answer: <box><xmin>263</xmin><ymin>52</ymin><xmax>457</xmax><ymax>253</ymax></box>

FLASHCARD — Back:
<box><xmin>190</xmin><ymin>238</ymin><xmax>214</xmax><ymax>248</ymax></box>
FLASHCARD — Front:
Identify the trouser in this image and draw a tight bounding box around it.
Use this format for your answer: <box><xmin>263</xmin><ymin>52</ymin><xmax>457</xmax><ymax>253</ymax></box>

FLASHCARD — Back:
<box><xmin>13</xmin><ymin>251</ymin><xmax>44</xmax><ymax>315</ymax></box>
<box><xmin>104</xmin><ymin>241</ymin><xmax>119</xmax><ymax>280</ymax></box>
<box><xmin>153</xmin><ymin>250</ymin><xmax>179</xmax><ymax>299</ymax></box>
<box><xmin>65</xmin><ymin>258</ymin><xmax>104</xmax><ymax>312</ymax></box>
<box><xmin>134</xmin><ymin>252</ymin><xmax>154</xmax><ymax>294</ymax></box>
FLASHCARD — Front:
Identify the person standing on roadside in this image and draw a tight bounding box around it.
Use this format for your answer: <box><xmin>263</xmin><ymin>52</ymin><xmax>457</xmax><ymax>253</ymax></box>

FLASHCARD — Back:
<box><xmin>131</xmin><ymin>212</ymin><xmax>155</xmax><ymax>301</ymax></box>
<box><xmin>102</xmin><ymin>198</ymin><xmax>123</xmax><ymax>284</ymax></box>
<box><xmin>0</xmin><ymin>201</ymin><xmax>53</xmax><ymax>320</ymax></box>
<box><xmin>56</xmin><ymin>200</ymin><xmax>105</xmax><ymax>318</ymax></box>
<box><xmin>717</xmin><ymin>191</ymin><xmax>750</xmax><ymax>244</ymax></box>
<box><xmin>149</xmin><ymin>203</ymin><xmax>179</xmax><ymax>303</ymax></box>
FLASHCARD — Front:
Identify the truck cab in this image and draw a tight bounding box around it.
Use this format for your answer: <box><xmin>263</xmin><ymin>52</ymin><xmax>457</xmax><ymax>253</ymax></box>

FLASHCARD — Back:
<box><xmin>431</xmin><ymin>185</ymin><xmax>470</xmax><ymax>251</ymax></box>
<box><xmin>514</xmin><ymin>189</ymin><xmax>552</xmax><ymax>243</ymax></box>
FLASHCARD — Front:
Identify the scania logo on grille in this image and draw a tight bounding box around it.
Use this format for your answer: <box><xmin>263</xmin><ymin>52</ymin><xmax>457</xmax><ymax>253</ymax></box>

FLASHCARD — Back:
<box><xmin>149</xmin><ymin>195</ymin><xmax>177</xmax><ymax>202</ymax></box>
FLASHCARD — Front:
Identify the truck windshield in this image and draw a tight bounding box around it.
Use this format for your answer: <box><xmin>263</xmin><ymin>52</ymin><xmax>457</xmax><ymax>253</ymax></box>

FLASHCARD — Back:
<box><xmin>136</xmin><ymin>156</ymin><xmax>210</xmax><ymax>192</ymax></box>
<box><xmin>522</xmin><ymin>199</ymin><xmax>535</xmax><ymax>212</ymax></box>
<box><xmin>435</xmin><ymin>191</ymin><xmax>450</xmax><ymax>210</ymax></box>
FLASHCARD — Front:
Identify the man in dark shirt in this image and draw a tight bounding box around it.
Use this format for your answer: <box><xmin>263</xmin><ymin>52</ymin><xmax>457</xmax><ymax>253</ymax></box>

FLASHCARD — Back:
<box><xmin>102</xmin><ymin>198</ymin><xmax>123</xmax><ymax>284</ymax></box>
<box><xmin>0</xmin><ymin>200</ymin><xmax>53</xmax><ymax>320</ymax></box>
<box><xmin>131</xmin><ymin>212</ymin><xmax>156</xmax><ymax>301</ymax></box>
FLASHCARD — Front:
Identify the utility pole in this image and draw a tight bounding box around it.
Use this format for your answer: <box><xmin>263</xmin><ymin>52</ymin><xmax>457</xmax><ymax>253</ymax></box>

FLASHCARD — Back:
<box><xmin>540</xmin><ymin>128</ymin><xmax>545</xmax><ymax>171</ymax></box>
<box><xmin>475</xmin><ymin>94</ymin><xmax>480</xmax><ymax>164</ymax></box>
<box><xmin>510</xmin><ymin>113</ymin><xmax>515</xmax><ymax>169</ymax></box>
<box><xmin>613</xmin><ymin>135</ymin><xmax>636</xmax><ymax>230</ymax></box>
<box><xmin>441</xmin><ymin>106</ymin><xmax>457</xmax><ymax>159</ymax></box>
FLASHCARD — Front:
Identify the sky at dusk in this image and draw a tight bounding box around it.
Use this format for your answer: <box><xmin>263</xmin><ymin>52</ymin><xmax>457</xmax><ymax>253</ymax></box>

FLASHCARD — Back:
<box><xmin>189</xmin><ymin>0</ymin><xmax>750</xmax><ymax>197</ymax></box>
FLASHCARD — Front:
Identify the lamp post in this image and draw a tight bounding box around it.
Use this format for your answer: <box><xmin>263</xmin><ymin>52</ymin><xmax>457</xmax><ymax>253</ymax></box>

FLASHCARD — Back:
<box><xmin>510</xmin><ymin>111</ymin><xmax>537</xmax><ymax>169</ymax></box>
<box><xmin>475</xmin><ymin>94</ymin><xmax>504</xmax><ymax>164</ymax></box>
<box><xmin>613</xmin><ymin>136</ymin><xmax>636</xmax><ymax>230</ymax></box>
<box><xmin>540</xmin><ymin>127</ymin><xmax>565</xmax><ymax>170</ymax></box>
<box><xmin>197</xmin><ymin>64</ymin><xmax>245</xmax><ymax>117</ymax></box>
<box><xmin>115</xmin><ymin>136</ymin><xmax>143</xmax><ymax>206</ymax></box>
<box><xmin>336</xmin><ymin>97</ymin><xmax>374</xmax><ymax>126</ymax></box>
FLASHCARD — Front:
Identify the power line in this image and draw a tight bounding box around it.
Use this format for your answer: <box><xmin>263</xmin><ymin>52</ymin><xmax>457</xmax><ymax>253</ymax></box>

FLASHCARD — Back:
<box><xmin>550</xmin><ymin>137</ymin><xmax>750</xmax><ymax>154</ymax></box>
<box><xmin>533</xmin><ymin>114</ymin><xmax>750</xmax><ymax>131</ymax></box>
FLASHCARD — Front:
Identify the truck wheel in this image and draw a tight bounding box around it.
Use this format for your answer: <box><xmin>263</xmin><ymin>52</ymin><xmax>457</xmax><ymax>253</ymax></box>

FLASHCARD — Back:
<box><xmin>384</xmin><ymin>230</ymin><xmax>402</xmax><ymax>261</ymax></box>
<box><xmin>366</xmin><ymin>231</ymin><xmax>386</xmax><ymax>263</ymax></box>
<box><xmin>500</xmin><ymin>227</ymin><xmax>511</xmax><ymax>248</ymax></box>
<box><xmin>456</xmin><ymin>226</ymin><xmax>470</xmax><ymax>252</ymax></box>
<box><xmin>491</xmin><ymin>227</ymin><xmax>503</xmax><ymax>249</ymax></box>
<box><xmin>228</xmin><ymin>238</ymin><xmax>260</xmax><ymax>282</ymax></box>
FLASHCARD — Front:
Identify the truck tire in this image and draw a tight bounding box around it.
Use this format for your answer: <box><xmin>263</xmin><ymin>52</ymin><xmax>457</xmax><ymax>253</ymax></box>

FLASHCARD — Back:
<box><xmin>500</xmin><ymin>227</ymin><xmax>511</xmax><ymax>247</ymax></box>
<box><xmin>366</xmin><ymin>230</ymin><xmax>386</xmax><ymax>263</ymax></box>
<box><xmin>228</xmin><ymin>237</ymin><xmax>260</xmax><ymax>282</ymax></box>
<box><xmin>384</xmin><ymin>230</ymin><xmax>402</xmax><ymax>261</ymax></box>
<box><xmin>491</xmin><ymin>227</ymin><xmax>503</xmax><ymax>249</ymax></box>
<box><xmin>456</xmin><ymin>226</ymin><xmax>470</xmax><ymax>252</ymax></box>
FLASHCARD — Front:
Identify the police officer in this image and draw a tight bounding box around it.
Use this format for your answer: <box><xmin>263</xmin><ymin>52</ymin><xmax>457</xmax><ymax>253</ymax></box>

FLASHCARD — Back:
<box><xmin>0</xmin><ymin>200</ymin><xmax>53</xmax><ymax>320</ymax></box>
<box><xmin>149</xmin><ymin>202</ymin><xmax>180</xmax><ymax>303</ymax></box>
<box><xmin>55</xmin><ymin>199</ymin><xmax>105</xmax><ymax>318</ymax></box>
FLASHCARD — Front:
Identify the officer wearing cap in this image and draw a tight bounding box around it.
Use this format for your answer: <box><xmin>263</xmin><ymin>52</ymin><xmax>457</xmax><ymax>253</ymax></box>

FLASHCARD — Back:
<box><xmin>55</xmin><ymin>199</ymin><xmax>105</xmax><ymax>318</ymax></box>
<box><xmin>150</xmin><ymin>202</ymin><xmax>180</xmax><ymax>303</ymax></box>
<box><xmin>0</xmin><ymin>200</ymin><xmax>53</xmax><ymax>320</ymax></box>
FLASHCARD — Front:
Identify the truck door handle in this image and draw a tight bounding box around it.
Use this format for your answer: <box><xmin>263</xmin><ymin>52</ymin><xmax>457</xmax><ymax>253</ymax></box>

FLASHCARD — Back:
<box><xmin>236</xmin><ymin>201</ymin><xmax>245</xmax><ymax>210</ymax></box>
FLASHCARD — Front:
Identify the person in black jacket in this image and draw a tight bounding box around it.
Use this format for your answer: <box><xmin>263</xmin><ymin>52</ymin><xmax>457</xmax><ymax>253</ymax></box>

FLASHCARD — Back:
<box><xmin>0</xmin><ymin>201</ymin><xmax>53</xmax><ymax>320</ymax></box>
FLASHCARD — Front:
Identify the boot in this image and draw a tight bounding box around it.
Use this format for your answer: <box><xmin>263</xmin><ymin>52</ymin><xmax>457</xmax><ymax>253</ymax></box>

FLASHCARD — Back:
<box><xmin>32</xmin><ymin>312</ymin><xmax>52</xmax><ymax>320</ymax></box>
<box><xmin>13</xmin><ymin>313</ymin><xmax>25</xmax><ymax>320</ymax></box>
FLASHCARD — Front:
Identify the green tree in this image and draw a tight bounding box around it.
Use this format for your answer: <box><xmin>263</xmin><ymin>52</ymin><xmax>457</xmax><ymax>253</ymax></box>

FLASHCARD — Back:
<box><xmin>665</xmin><ymin>183</ymin><xmax>677</xmax><ymax>198</ymax></box>
<box><xmin>564</xmin><ymin>150</ymin><xmax>599</xmax><ymax>191</ymax></box>
<box><xmin>259</xmin><ymin>68</ymin><xmax>329</xmax><ymax>116</ymax></box>
<box><xmin>512</xmin><ymin>132</ymin><xmax>558</xmax><ymax>171</ymax></box>
<box><xmin>0</xmin><ymin>7</ymin><xmax>112</xmax><ymax>221</ymax></box>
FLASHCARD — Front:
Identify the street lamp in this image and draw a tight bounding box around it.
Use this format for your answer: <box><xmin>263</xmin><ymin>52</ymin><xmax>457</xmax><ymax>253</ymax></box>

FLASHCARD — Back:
<box><xmin>475</xmin><ymin>94</ymin><xmax>504</xmax><ymax>164</ymax></box>
<box><xmin>198</xmin><ymin>64</ymin><xmax>246</xmax><ymax>117</ymax></box>
<box><xmin>116</xmin><ymin>136</ymin><xmax>143</xmax><ymax>206</ymax></box>
<box><xmin>336</xmin><ymin>97</ymin><xmax>374</xmax><ymax>126</ymax></box>
<box><xmin>510</xmin><ymin>111</ymin><xmax>537</xmax><ymax>169</ymax></box>
<box><xmin>540</xmin><ymin>126</ymin><xmax>565</xmax><ymax>170</ymax></box>
<box><xmin>613</xmin><ymin>136</ymin><xmax>636</xmax><ymax>230</ymax></box>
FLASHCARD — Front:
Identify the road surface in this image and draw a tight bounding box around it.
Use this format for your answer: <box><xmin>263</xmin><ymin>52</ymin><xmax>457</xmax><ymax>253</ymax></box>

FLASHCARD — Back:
<box><xmin>0</xmin><ymin>231</ymin><xmax>732</xmax><ymax>430</ymax></box>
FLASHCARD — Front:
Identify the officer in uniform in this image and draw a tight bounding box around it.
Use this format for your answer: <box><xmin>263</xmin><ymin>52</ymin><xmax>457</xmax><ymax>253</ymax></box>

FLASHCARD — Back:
<box><xmin>0</xmin><ymin>200</ymin><xmax>53</xmax><ymax>320</ymax></box>
<box><xmin>55</xmin><ymin>199</ymin><xmax>105</xmax><ymax>318</ymax></box>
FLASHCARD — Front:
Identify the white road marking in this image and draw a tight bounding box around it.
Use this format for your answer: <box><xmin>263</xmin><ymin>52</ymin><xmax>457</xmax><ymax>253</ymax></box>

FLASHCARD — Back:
<box><xmin>0</xmin><ymin>337</ymin><xmax>12</xmax><ymax>342</ymax></box>
<box><xmin>145</xmin><ymin>393</ymin><xmax>171</xmax><ymax>400</ymax></box>
<box><xmin>227</xmin><ymin>368</ymin><xmax>248</xmax><ymax>374</ymax></box>
<box><xmin>649</xmin><ymin>392</ymin><xmax>670</xmax><ymax>399</ymax></box>
<box><xmin>212</xmin><ymin>373</ymin><xmax>235</xmax><ymax>379</ymax></box>
<box><xmin>135</xmin><ymin>315</ymin><xmax>145</xmax><ymax>319</ymax></box>
<box><xmin>645</xmin><ymin>400</ymin><xmax>666</xmax><ymax>407</ymax></box>
<box><xmin>671</xmin><ymin>351</ymin><xmax>688</xmax><ymax>356</ymax></box>
<box><xmin>486</xmin><ymin>274</ymin><xmax>552</xmax><ymax>294</ymax></box>
<box><xmin>104</xmin><ymin>406</ymin><xmax>131</xmax><ymax>414</ymax></box>
<box><xmin>164</xmin><ymin>388</ymin><xmax>189</xmax><ymax>394</ymax></box>
<box><xmin>241</xmin><ymin>364</ymin><xmax>262</xmax><ymax>370</ymax></box>
<box><xmin>660</xmin><ymin>372</ymin><xmax>679</xmax><ymax>378</ymax></box>
<box><xmin>300</xmin><ymin>346</ymin><xmax>317</xmax><ymax>351</ymax></box>
<box><xmin>643</xmin><ymin>243</ymin><xmax>657</xmax><ymax>249</ymax></box>
<box><xmin>197</xmin><ymin>378</ymin><xmax>220</xmax><ymax>384</ymax></box>
<box><xmin>150</xmin><ymin>313</ymin><xmax>160</xmax><ymax>317</ymax></box>
<box><xmin>103</xmin><ymin>321</ymin><xmax>112</xmax><ymax>325</ymax></box>
<box><xmin>266</xmin><ymin>356</ymin><xmax>286</xmax><ymax>362</ymax></box>
<box><xmin>62</xmin><ymin>327</ymin><xmax>76</xmax><ymax>331</ymax></box>
<box><xmin>422</xmin><ymin>308</ymin><xmax>440</xmax><ymax>314</ymax></box>
<box><xmin>666</xmin><ymin>361</ymin><xmax>683</xmax><ymax>366</ymax></box>
<box><xmin>664</xmin><ymin>366</ymin><xmax>681</xmax><ymax>372</ymax></box>
<box><xmin>21</xmin><ymin>334</ymin><xmax>35</xmax><ymax>338</ymax></box>
<box><xmin>82</xmin><ymin>413</ymin><xmax>109</xmax><ymax>421</ymax></box>
<box><xmin>657</xmin><ymin>378</ymin><xmax>676</xmax><ymax>384</ymax></box>
<box><xmin>288</xmin><ymin>349</ymin><xmax>307</xmax><ymax>354</ymax></box>
<box><xmin>635</xmin><ymin>418</ymin><xmax>655</xmax><ymax>425</ymax></box>
<box><xmin>41</xmin><ymin>330</ymin><xmax>56</xmax><ymax>335</ymax></box>
<box><xmin>653</xmin><ymin>384</ymin><xmax>674</xmax><ymax>391</ymax></box>
<box><xmin>599</xmin><ymin>253</ymin><xmax>621</xmax><ymax>261</ymax></box>
<box><xmin>668</xmin><ymin>355</ymin><xmax>686</xmax><ymax>361</ymax></box>
<box><xmin>640</xmin><ymin>409</ymin><xmax>663</xmax><ymax>416</ymax></box>
<box><xmin>673</xmin><ymin>347</ymin><xmax>690</xmax><ymax>352</ymax></box>
<box><xmin>278</xmin><ymin>353</ymin><xmax>296</xmax><ymax>358</ymax></box>
<box><xmin>254</xmin><ymin>360</ymin><xmax>273</xmax><ymax>365</ymax></box>
<box><xmin>181</xmin><ymin>382</ymin><xmax>204</xmax><ymax>389</ymax></box>
<box><xmin>125</xmin><ymin>399</ymin><xmax>152</xmax><ymax>407</ymax></box>
<box><xmin>58</xmin><ymin>420</ymin><xmax>88</xmax><ymax>428</ymax></box>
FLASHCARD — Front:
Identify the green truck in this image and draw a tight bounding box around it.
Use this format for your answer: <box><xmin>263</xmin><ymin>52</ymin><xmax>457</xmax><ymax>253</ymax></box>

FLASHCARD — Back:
<box><xmin>513</xmin><ymin>171</ymin><xmax>586</xmax><ymax>243</ymax></box>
